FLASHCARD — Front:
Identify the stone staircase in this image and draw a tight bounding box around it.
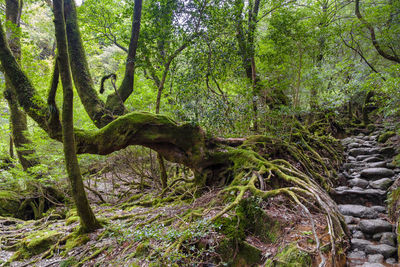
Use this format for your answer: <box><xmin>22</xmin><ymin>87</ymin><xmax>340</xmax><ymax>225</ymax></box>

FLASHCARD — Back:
<box><xmin>331</xmin><ymin>132</ymin><xmax>400</xmax><ymax>266</ymax></box>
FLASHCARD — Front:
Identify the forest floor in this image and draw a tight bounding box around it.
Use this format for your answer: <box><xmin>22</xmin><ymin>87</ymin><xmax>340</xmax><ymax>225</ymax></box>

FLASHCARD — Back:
<box><xmin>0</xmin><ymin>167</ymin><xmax>328</xmax><ymax>266</ymax></box>
<box><xmin>0</xmin><ymin>123</ymin><xmax>399</xmax><ymax>266</ymax></box>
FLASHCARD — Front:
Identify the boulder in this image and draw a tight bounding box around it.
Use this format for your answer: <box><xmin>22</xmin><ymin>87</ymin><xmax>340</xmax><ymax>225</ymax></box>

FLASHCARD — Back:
<box><xmin>359</xmin><ymin>219</ymin><xmax>393</xmax><ymax>234</ymax></box>
<box><xmin>361</xmin><ymin>263</ymin><xmax>385</xmax><ymax>267</ymax></box>
<box><xmin>344</xmin><ymin>215</ymin><xmax>355</xmax><ymax>224</ymax></box>
<box><xmin>379</xmin><ymin>147</ymin><xmax>396</xmax><ymax>157</ymax></box>
<box><xmin>338</xmin><ymin>205</ymin><xmax>378</xmax><ymax>219</ymax></box>
<box><xmin>367</xmin><ymin>254</ymin><xmax>384</xmax><ymax>263</ymax></box>
<box><xmin>379</xmin><ymin>232</ymin><xmax>396</xmax><ymax>247</ymax></box>
<box><xmin>368</xmin><ymin>162</ymin><xmax>387</xmax><ymax>168</ymax></box>
<box><xmin>351</xmin><ymin>238</ymin><xmax>372</xmax><ymax>250</ymax></box>
<box><xmin>348</xmin><ymin>142</ymin><xmax>361</xmax><ymax>149</ymax></box>
<box><xmin>348</xmin><ymin>178</ymin><xmax>369</xmax><ymax>189</ymax></box>
<box><xmin>386</xmin><ymin>258</ymin><xmax>397</xmax><ymax>264</ymax></box>
<box><xmin>360</xmin><ymin>168</ymin><xmax>394</xmax><ymax>179</ymax></box>
<box><xmin>353</xmin><ymin>231</ymin><xmax>365</xmax><ymax>239</ymax></box>
<box><xmin>363</xmin><ymin>156</ymin><xmax>384</xmax><ymax>163</ymax></box>
<box><xmin>348</xmin><ymin>250</ymin><xmax>366</xmax><ymax>259</ymax></box>
<box><xmin>369</xmin><ymin>178</ymin><xmax>393</xmax><ymax>190</ymax></box>
<box><xmin>365</xmin><ymin>244</ymin><xmax>397</xmax><ymax>258</ymax></box>
<box><xmin>349</xmin><ymin>148</ymin><xmax>374</xmax><ymax>157</ymax></box>
<box><xmin>357</xmin><ymin>155</ymin><xmax>373</xmax><ymax>161</ymax></box>
<box><xmin>370</xmin><ymin>206</ymin><xmax>386</xmax><ymax>214</ymax></box>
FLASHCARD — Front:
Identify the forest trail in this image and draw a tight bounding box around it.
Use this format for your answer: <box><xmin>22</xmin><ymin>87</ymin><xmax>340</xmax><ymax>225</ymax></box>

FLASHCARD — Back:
<box><xmin>333</xmin><ymin>131</ymin><xmax>399</xmax><ymax>266</ymax></box>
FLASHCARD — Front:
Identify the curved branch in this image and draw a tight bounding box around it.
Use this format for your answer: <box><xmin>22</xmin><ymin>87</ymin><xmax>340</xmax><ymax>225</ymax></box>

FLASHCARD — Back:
<box><xmin>341</xmin><ymin>33</ymin><xmax>385</xmax><ymax>81</ymax></box>
<box><xmin>63</xmin><ymin>0</ymin><xmax>114</xmax><ymax>128</ymax></box>
<box><xmin>0</xmin><ymin>18</ymin><xmax>49</xmax><ymax>132</ymax></box>
<box><xmin>105</xmin><ymin>0</ymin><xmax>142</xmax><ymax>113</ymax></box>
<box><xmin>355</xmin><ymin>0</ymin><xmax>400</xmax><ymax>63</ymax></box>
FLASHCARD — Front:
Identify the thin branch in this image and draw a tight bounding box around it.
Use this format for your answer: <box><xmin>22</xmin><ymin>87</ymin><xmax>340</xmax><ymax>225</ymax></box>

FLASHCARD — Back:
<box><xmin>257</xmin><ymin>0</ymin><xmax>296</xmax><ymax>23</ymax></box>
<box><xmin>341</xmin><ymin>33</ymin><xmax>385</xmax><ymax>80</ymax></box>
<box><xmin>355</xmin><ymin>0</ymin><xmax>400</xmax><ymax>63</ymax></box>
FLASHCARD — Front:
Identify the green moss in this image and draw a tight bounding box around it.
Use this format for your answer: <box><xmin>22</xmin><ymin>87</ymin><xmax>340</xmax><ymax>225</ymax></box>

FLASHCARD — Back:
<box><xmin>134</xmin><ymin>241</ymin><xmax>150</xmax><ymax>258</ymax></box>
<box><xmin>378</xmin><ymin>131</ymin><xmax>396</xmax><ymax>143</ymax></box>
<box><xmin>216</xmin><ymin>197</ymin><xmax>281</xmax><ymax>242</ymax></box>
<box><xmin>0</xmin><ymin>190</ymin><xmax>21</xmax><ymax>217</ymax></box>
<box><xmin>238</xmin><ymin>197</ymin><xmax>281</xmax><ymax>242</ymax></box>
<box><xmin>66</xmin><ymin>215</ymin><xmax>79</xmax><ymax>225</ymax></box>
<box><xmin>59</xmin><ymin>257</ymin><xmax>78</xmax><ymax>267</ymax></box>
<box><xmin>64</xmin><ymin>232</ymin><xmax>90</xmax><ymax>252</ymax></box>
<box><xmin>218</xmin><ymin>239</ymin><xmax>262</xmax><ymax>266</ymax></box>
<box><xmin>11</xmin><ymin>230</ymin><xmax>61</xmax><ymax>260</ymax></box>
<box><xmin>398</xmin><ymin>221</ymin><xmax>400</xmax><ymax>260</ymax></box>
<box><xmin>265</xmin><ymin>243</ymin><xmax>311</xmax><ymax>267</ymax></box>
<box><xmin>366</xmin><ymin>124</ymin><xmax>376</xmax><ymax>132</ymax></box>
<box><xmin>393</xmin><ymin>153</ymin><xmax>400</xmax><ymax>167</ymax></box>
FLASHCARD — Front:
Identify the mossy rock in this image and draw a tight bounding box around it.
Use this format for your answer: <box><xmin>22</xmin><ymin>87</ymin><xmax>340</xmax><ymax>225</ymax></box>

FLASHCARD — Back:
<box><xmin>378</xmin><ymin>131</ymin><xmax>396</xmax><ymax>143</ymax></box>
<box><xmin>10</xmin><ymin>230</ymin><xmax>61</xmax><ymax>260</ymax></box>
<box><xmin>216</xmin><ymin>197</ymin><xmax>280</xmax><ymax>242</ymax></box>
<box><xmin>0</xmin><ymin>190</ymin><xmax>21</xmax><ymax>217</ymax></box>
<box><xmin>265</xmin><ymin>243</ymin><xmax>311</xmax><ymax>267</ymax></box>
<box><xmin>218</xmin><ymin>239</ymin><xmax>262</xmax><ymax>266</ymax></box>
<box><xmin>238</xmin><ymin>197</ymin><xmax>280</xmax><ymax>242</ymax></box>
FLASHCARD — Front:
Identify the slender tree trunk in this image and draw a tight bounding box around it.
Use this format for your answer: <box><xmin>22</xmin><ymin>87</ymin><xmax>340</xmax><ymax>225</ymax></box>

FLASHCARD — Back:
<box><xmin>294</xmin><ymin>44</ymin><xmax>303</xmax><ymax>109</ymax></box>
<box><xmin>155</xmin><ymin>65</ymin><xmax>170</xmax><ymax>189</ymax></box>
<box><xmin>54</xmin><ymin>0</ymin><xmax>100</xmax><ymax>232</ymax></box>
<box><xmin>9</xmin><ymin>135</ymin><xmax>14</xmax><ymax>159</ymax></box>
<box><xmin>105</xmin><ymin>0</ymin><xmax>142</xmax><ymax>113</ymax></box>
<box><xmin>4</xmin><ymin>0</ymin><xmax>39</xmax><ymax>171</ymax></box>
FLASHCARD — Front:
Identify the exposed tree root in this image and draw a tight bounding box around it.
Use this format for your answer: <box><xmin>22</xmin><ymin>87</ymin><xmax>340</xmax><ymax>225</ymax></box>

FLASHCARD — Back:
<box><xmin>206</xmin><ymin>147</ymin><xmax>347</xmax><ymax>264</ymax></box>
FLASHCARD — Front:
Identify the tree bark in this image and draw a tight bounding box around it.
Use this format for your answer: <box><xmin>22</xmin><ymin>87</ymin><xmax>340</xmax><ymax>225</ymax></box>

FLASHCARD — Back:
<box><xmin>54</xmin><ymin>0</ymin><xmax>100</xmax><ymax>232</ymax></box>
<box><xmin>4</xmin><ymin>0</ymin><xmax>39</xmax><ymax>171</ymax></box>
<box><xmin>234</xmin><ymin>0</ymin><xmax>288</xmax><ymax>124</ymax></box>
<box><xmin>105</xmin><ymin>0</ymin><xmax>142</xmax><ymax>114</ymax></box>
<box><xmin>0</xmin><ymin>2</ymin><xmax>236</xmax><ymax>187</ymax></box>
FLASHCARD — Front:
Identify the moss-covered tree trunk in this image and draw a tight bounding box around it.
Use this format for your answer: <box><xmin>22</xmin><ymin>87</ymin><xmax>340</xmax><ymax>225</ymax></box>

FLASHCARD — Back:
<box><xmin>4</xmin><ymin>0</ymin><xmax>39</xmax><ymax>171</ymax></box>
<box><xmin>53</xmin><ymin>0</ymin><xmax>100</xmax><ymax>232</ymax></box>
<box><xmin>234</xmin><ymin>0</ymin><xmax>289</xmax><ymax>130</ymax></box>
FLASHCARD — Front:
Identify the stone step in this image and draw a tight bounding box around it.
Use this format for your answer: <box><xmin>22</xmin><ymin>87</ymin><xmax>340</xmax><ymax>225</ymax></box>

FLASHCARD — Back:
<box><xmin>360</xmin><ymin>168</ymin><xmax>395</xmax><ymax>180</ymax></box>
<box><xmin>338</xmin><ymin>204</ymin><xmax>378</xmax><ymax>219</ymax></box>
<box><xmin>358</xmin><ymin>219</ymin><xmax>393</xmax><ymax>234</ymax></box>
<box><xmin>369</xmin><ymin>178</ymin><xmax>393</xmax><ymax>190</ymax></box>
<box><xmin>368</xmin><ymin>161</ymin><xmax>388</xmax><ymax>168</ymax></box>
<box><xmin>348</xmin><ymin>148</ymin><xmax>379</xmax><ymax>157</ymax></box>
<box><xmin>351</xmin><ymin>239</ymin><xmax>397</xmax><ymax>259</ymax></box>
<box><xmin>331</xmin><ymin>188</ymin><xmax>386</xmax><ymax>205</ymax></box>
<box><xmin>340</xmin><ymin>134</ymin><xmax>398</xmax><ymax>266</ymax></box>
